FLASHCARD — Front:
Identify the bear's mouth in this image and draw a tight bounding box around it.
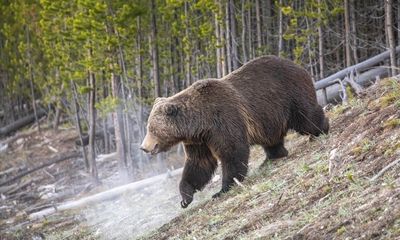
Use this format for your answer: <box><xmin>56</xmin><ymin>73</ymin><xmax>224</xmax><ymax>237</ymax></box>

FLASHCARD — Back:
<box><xmin>140</xmin><ymin>143</ymin><xmax>159</xmax><ymax>155</ymax></box>
<box><xmin>150</xmin><ymin>144</ymin><xmax>159</xmax><ymax>155</ymax></box>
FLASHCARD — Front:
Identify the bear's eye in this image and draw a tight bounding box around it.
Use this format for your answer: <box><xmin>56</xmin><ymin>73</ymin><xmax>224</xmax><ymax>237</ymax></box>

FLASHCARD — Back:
<box><xmin>165</xmin><ymin>104</ymin><xmax>179</xmax><ymax>117</ymax></box>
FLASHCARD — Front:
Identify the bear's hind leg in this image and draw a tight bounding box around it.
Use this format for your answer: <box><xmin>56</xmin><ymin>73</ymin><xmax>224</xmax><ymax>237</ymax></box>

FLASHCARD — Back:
<box><xmin>212</xmin><ymin>143</ymin><xmax>250</xmax><ymax>198</ymax></box>
<box><xmin>264</xmin><ymin>142</ymin><xmax>288</xmax><ymax>160</ymax></box>
<box><xmin>180</xmin><ymin>143</ymin><xmax>217</xmax><ymax>208</ymax></box>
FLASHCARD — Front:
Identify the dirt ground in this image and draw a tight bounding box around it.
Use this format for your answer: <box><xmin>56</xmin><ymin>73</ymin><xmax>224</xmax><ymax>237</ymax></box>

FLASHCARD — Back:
<box><xmin>1</xmin><ymin>78</ymin><xmax>400</xmax><ymax>239</ymax></box>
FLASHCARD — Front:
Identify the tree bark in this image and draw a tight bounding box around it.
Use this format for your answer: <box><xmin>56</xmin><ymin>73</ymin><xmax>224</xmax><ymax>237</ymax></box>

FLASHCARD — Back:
<box><xmin>317</xmin><ymin>0</ymin><xmax>324</xmax><ymax>79</ymax></box>
<box><xmin>225</xmin><ymin>1</ymin><xmax>232</xmax><ymax>73</ymax></box>
<box><xmin>215</xmin><ymin>12</ymin><xmax>222</xmax><ymax>78</ymax></box>
<box><xmin>278</xmin><ymin>0</ymin><xmax>283</xmax><ymax>57</ymax></box>
<box><xmin>317</xmin><ymin>0</ymin><xmax>328</xmax><ymax>106</ymax></box>
<box><xmin>230</xmin><ymin>0</ymin><xmax>239</xmax><ymax>70</ymax></box>
<box><xmin>247</xmin><ymin>1</ymin><xmax>253</xmax><ymax>59</ymax></box>
<box><xmin>111</xmin><ymin>73</ymin><xmax>128</xmax><ymax>182</ymax></box>
<box><xmin>344</xmin><ymin>0</ymin><xmax>352</xmax><ymax>67</ymax></box>
<box><xmin>349</xmin><ymin>0</ymin><xmax>358</xmax><ymax>64</ymax></box>
<box><xmin>184</xmin><ymin>1</ymin><xmax>191</xmax><ymax>87</ymax></box>
<box><xmin>241</xmin><ymin>0</ymin><xmax>248</xmax><ymax>63</ymax></box>
<box><xmin>263</xmin><ymin>0</ymin><xmax>271</xmax><ymax>47</ymax></box>
<box><xmin>26</xmin><ymin>25</ymin><xmax>41</xmax><ymax>134</ymax></box>
<box><xmin>150</xmin><ymin>0</ymin><xmax>161</xmax><ymax>97</ymax></box>
<box><xmin>71</xmin><ymin>81</ymin><xmax>89</xmax><ymax>170</ymax></box>
<box><xmin>385</xmin><ymin>0</ymin><xmax>397</xmax><ymax>76</ymax></box>
<box><xmin>101</xmin><ymin>72</ymin><xmax>110</xmax><ymax>154</ymax></box>
<box><xmin>255</xmin><ymin>0</ymin><xmax>262</xmax><ymax>50</ymax></box>
<box><xmin>219</xmin><ymin>0</ymin><xmax>227</xmax><ymax>76</ymax></box>
<box><xmin>88</xmin><ymin>69</ymin><xmax>99</xmax><ymax>184</ymax></box>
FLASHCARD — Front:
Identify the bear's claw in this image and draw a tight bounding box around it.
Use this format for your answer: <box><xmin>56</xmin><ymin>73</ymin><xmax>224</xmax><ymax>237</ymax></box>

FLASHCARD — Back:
<box><xmin>181</xmin><ymin>200</ymin><xmax>190</xmax><ymax>208</ymax></box>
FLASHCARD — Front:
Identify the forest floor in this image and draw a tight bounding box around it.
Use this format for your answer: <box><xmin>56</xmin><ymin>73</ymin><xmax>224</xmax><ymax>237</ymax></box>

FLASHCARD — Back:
<box><xmin>1</xmin><ymin>78</ymin><xmax>400</xmax><ymax>239</ymax></box>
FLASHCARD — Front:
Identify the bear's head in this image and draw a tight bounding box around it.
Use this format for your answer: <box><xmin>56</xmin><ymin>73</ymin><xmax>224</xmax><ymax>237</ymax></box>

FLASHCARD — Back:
<box><xmin>140</xmin><ymin>97</ymin><xmax>186</xmax><ymax>155</ymax></box>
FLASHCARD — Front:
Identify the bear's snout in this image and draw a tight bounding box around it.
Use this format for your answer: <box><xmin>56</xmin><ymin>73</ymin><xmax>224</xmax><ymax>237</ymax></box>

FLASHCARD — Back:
<box><xmin>140</xmin><ymin>133</ymin><xmax>160</xmax><ymax>155</ymax></box>
<box><xmin>179</xmin><ymin>181</ymin><xmax>195</xmax><ymax>208</ymax></box>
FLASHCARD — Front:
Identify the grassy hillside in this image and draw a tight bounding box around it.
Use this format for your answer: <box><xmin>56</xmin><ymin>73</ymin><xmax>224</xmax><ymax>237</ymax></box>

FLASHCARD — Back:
<box><xmin>140</xmin><ymin>78</ymin><xmax>400</xmax><ymax>240</ymax></box>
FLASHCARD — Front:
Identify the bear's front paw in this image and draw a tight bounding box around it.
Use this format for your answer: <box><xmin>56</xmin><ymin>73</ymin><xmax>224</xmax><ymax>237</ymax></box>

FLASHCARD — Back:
<box><xmin>180</xmin><ymin>199</ymin><xmax>192</xmax><ymax>208</ymax></box>
<box><xmin>212</xmin><ymin>192</ymin><xmax>222</xmax><ymax>199</ymax></box>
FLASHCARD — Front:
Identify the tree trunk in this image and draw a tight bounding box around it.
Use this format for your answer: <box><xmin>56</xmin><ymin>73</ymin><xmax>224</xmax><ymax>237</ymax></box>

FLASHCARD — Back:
<box><xmin>278</xmin><ymin>0</ymin><xmax>283</xmax><ymax>57</ymax></box>
<box><xmin>219</xmin><ymin>0</ymin><xmax>227</xmax><ymax>76</ymax></box>
<box><xmin>0</xmin><ymin>109</ymin><xmax>46</xmax><ymax>137</ymax></box>
<box><xmin>136</xmin><ymin>17</ymin><xmax>145</xmax><ymax>161</ymax></box>
<box><xmin>184</xmin><ymin>1</ymin><xmax>191</xmax><ymax>86</ymax></box>
<box><xmin>344</xmin><ymin>0</ymin><xmax>352</xmax><ymax>67</ymax></box>
<box><xmin>385</xmin><ymin>0</ymin><xmax>397</xmax><ymax>76</ymax></box>
<box><xmin>71</xmin><ymin>80</ymin><xmax>89</xmax><ymax>171</ymax></box>
<box><xmin>241</xmin><ymin>0</ymin><xmax>248</xmax><ymax>63</ymax></box>
<box><xmin>225</xmin><ymin>1</ymin><xmax>232</xmax><ymax>73</ymax></box>
<box><xmin>305</xmin><ymin>17</ymin><xmax>315</xmax><ymax>81</ymax></box>
<box><xmin>111</xmin><ymin>73</ymin><xmax>128</xmax><ymax>182</ymax></box>
<box><xmin>230</xmin><ymin>0</ymin><xmax>239</xmax><ymax>70</ymax></box>
<box><xmin>88</xmin><ymin>69</ymin><xmax>99</xmax><ymax>184</ymax></box>
<box><xmin>317</xmin><ymin>0</ymin><xmax>324</xmax><ymax>79</ymax></box>
<box><xmin>255</xmin><ymin>0</ymin><xmax>262</xmax><ymax>50</ymax></box>
<box><xmin>101</xmin><ymin>72</ymin><xmax>110</xmax><ymax>154</ymax></box>
<box><xmin>53</xmin><ymin>70</ymin><xmax>63</xmax><ymax>131</ymax></box>
<box><xmin>26</xmin><ymin>25</ymin><xmax>41</xmax><ymax>134</ymax></box>
<box><xmin>263</xmin><ymin>0</ymin><xmax>271</xmax><ymax>47</ymax></box>
<box><xmin>350</xmin><ymin>0</ymin><xmax>358</xmax><ymax>64</ymax></box>
<box><xmin>247</xmin><ymin>1</ymin><xmax>253</xmax><ymax>59</ymax></box>
<box><xmin>215</xmin><ymin>12</ymin><xmax>222</xmax><ymax>78</ymax></box>
<box><xmin>150</xmin><ymin>0</ymin><xmax>161</xmax><ymax>97</ymax></box>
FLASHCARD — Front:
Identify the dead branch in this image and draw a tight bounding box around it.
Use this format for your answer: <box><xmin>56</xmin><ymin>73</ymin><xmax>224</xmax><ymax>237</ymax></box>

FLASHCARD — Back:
<box><xmin>345</xmin><ymin>70</ymin><xmax>364</xmax><ymax>96</ymax></box>
<box><xmin>233</xmin><ymin>177</ymin><xmax>245</xmax><ymax>188</ymax></box>
<box><xmin>370</xmin><ymin>158</ymin><xmax>400</xmax><ymax>182</ymax></box>
<box><xmin>0</xmin><ymin>152</ymin><xmax>81</xmax><ymax>187</ymax></box>
<box><xmin>332</xmin><ymin>78</ymin><xmax>348</xmax><ymax>104</ymax></box>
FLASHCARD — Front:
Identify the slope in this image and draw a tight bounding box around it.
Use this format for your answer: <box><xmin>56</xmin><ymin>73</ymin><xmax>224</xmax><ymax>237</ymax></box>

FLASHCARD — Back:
<box><xmin>140</xmin><ymin>78</ymin><xmax>400</xmax><ymax>240</ymax></box>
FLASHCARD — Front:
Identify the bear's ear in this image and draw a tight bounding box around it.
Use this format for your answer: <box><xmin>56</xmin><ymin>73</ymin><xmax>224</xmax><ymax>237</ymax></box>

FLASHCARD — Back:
<box><xmin>193</xmin><ymin>80</ymin><xmax>211</xmax><ymax>92</ymax></box>
<box><xmin>154</xmin><ymin>97</ymin><xmax>166</xmax><ymax>105</ymax></box>
<box><xmin>164</xmin><ymin>103</ymin><xmax>179</xmax><ymax>117</ymax></box>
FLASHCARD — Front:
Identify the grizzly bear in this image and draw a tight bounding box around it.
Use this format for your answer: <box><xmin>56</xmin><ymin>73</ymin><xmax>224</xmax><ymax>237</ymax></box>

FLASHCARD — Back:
<box><xmin>140</xmin><ymin>56</ymin><xmax>329</xmax><ymax>208</ymax></box>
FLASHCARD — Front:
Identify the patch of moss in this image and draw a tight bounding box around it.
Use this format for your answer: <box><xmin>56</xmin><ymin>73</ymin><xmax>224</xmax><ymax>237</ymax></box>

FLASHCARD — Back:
<box><xmin>336</xmin><ymin>226</ymin><xmax>346</xmax><ymax>235</ymax></box>
<box><xmin>331</xmin><ymin>104</ymin><xmax>349</xmax><ymax>117</ymax></box>
<box><xmin>351</xmin><ymin>138</ymin><xmax>374</xmax><ymax>155</ymax></box>
<box><xmin>380</xmin><ymin>78</ymin><xmax>400</xmax><ymax>108</ymax></box>
<box><xmin>383</xmin><ymin>118</ymin><xmax>400</xmax><ymax>129</ymax></box>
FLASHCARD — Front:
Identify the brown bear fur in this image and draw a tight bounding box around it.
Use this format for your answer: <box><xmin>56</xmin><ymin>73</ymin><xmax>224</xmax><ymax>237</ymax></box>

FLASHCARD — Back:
<box><xmin>140</xmin><ymin>55</ymin><xmax>329</xmax><ymax>208</ymax></box>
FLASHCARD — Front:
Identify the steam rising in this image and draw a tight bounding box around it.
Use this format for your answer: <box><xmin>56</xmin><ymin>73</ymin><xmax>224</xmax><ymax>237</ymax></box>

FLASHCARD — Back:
<box><xmin>82</xmin><ymin>172</ymin><xmax>216</xmax><ymax>239</ymax></box>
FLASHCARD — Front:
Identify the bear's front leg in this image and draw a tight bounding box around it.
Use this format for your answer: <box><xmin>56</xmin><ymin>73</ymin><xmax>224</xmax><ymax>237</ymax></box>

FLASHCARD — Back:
<box><xmin>212</xmin><ymin>143</ymin><xmax>250</xmax><ymax>198</ymax></box>
<box><xmin>179</xmin><ymin>143</ymin><xmax>217</xmax><ymax>208</ymax></box>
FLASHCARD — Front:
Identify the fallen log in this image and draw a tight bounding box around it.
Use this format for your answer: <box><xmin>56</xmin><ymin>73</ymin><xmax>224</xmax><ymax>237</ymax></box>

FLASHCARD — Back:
<box><xmin>317</xmin><ymin>66</ymin><xmax>388</xmax><ymax>105</ymax></box>
<box><xmin>0</xmin><ymin>108</ymin><xmax>46</xmax><ymax>137</ymax></box>
<box><xmin>0</xmin><ymin>129</ymin><xmax>37</xmax><ymax>146</ymax></box>
<box><xmin>315</xmin><ymin>46</ymin><xmax>400</xmax><ymax>90</ymax></box>
<box><xmin>0</xmin><ymin>152</ymin><xmax>81</xmax><ymax>187</ymax></box>
<box><xmin>29</xmin><ymin>167</ymin><xmax>183</xmax><ymax>220</ymax></box>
